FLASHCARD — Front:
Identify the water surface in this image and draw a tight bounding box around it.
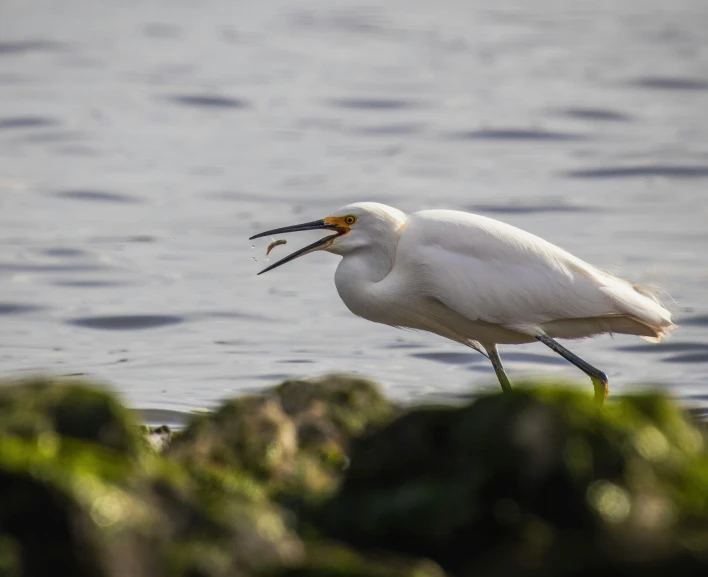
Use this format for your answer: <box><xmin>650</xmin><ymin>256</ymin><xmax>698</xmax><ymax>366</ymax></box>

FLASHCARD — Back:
<box><xmin>1</xmin><ymin>0</ymin><xmax>707</xmax><ymax>417</ymax></box>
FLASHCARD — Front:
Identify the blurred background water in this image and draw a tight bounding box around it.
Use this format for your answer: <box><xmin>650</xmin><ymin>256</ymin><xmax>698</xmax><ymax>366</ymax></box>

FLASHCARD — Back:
<box><xmin>1</xmin><ymin>0</ymin><xmax>707</xmax><ymax>421</ymax></box>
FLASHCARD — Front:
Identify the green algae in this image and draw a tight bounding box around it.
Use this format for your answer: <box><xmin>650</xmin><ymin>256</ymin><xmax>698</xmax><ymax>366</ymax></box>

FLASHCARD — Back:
<box><xmin>316</xmin><ymin>385</ymin><xmax>708</xmax><ymax>575</ymax></box>
<box><xmin>169</xmin><ymin>375</ymin><xmax>399</xmax><ymax>502</ymax></box>
<box><xmin>3</xmin><ymin>374</ymin><xmax>708</xmax><ymax>576</ymax></box>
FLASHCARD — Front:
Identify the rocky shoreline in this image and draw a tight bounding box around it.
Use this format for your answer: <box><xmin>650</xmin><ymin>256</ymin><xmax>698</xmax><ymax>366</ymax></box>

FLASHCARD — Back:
<box><xmin>1</xmin><ymin>374</ymin><xmax>708</xmax><ymax>576</ymax></box>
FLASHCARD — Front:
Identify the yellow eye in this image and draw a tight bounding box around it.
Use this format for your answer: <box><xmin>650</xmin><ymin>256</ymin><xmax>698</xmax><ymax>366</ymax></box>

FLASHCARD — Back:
<box><xmin>344</xmin><ymin>215</ymin><xmax>356</xmax><ymax>225</ymax></box>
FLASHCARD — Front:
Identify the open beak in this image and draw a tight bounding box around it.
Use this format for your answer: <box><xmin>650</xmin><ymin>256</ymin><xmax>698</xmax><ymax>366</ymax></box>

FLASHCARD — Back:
<box><xmin>249</xmin><ymin>219</ymin><xmax>343</xmax><ymax>275</ymax></box>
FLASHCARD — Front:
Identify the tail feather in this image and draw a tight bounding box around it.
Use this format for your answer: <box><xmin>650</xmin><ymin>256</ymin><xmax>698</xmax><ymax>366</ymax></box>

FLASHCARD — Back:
<box><xmin>599</xmin><ymin>280</ymin><xmax>676</xmax><ymax>342</ymax></box>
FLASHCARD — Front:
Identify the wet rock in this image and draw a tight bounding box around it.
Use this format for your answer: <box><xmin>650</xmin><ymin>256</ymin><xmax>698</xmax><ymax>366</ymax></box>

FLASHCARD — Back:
<box><xmin>284</xmin><ymin>543</ymin><xmax>446</xmax><ymax>577</ymax></box>
<box><xmin>141</xmin><ymin>424</ymin><xmax>172</xmax><ymax>453</ymax></box>
<box><xmin>5</xmin><ymin>373</ymin><xmax>708</xmax><ymax>576</ymax></box>
<box><xmin>0</xmin><ymin>377</ymin><xmax>304</xmax><ymax>577</ymax></box>
<box><xmin>170</xmin><ymin>375</ymin><xmax>398</xmax><ymax>500</ymax></box>
<box><xmin>169</xmin><ymin>395</ymin><xmax>299</xmax><ymax>483</ymax></box>
<box><xmin>276</xmin><ymin>375</ymin><xmax>398</xmax><ymax>500</ymax></box>
<box><xmin>0</xmin><ymin>436</ymin><xmax>155</xmax><ymax>577</ymax></box>
<box><xmin>275</xmin><ymin>374</ymin><xmax>398</xmax><ymax>440</ymax></box>
<box><xmin>0</xmin><ymin>376</ymin><xmax>143</xmax><ymax>456</ymax></box>
<box><xmin>315</xmin><ymin>386</ymin><xmax>708</xmax><ymax>576</ymax></box>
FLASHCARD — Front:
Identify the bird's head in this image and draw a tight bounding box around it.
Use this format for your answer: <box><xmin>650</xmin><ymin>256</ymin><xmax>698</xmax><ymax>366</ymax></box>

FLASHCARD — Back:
<box><xmin>249</xmin><ymin>202</ymin><xmax>407</xmax><ymax>275</ymax></box>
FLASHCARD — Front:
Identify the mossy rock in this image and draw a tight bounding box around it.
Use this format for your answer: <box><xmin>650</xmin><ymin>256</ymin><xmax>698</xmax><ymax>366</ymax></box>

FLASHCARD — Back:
<box><xmin>141</xmin><ymin>424</ymin><xmax>172</xmax><ymax>453</ymax></box>
<box><xmin>0</xmin><ymin>435</ymin><xmax>303</xmax><ymax>577</ymax></box>
<box><xmin>0</xmin><ymin>376</ymin><xmax>143</xmax><ymax>457</ymax></box>
<box><xmin>282</xmin><ymin>542</ymin><xmax>446</xmax><ymax>577</ymax></box>
<box><xmin>315</xmin><ymin>385</ymin><xmax>708</xmax><ymax>575</ymax></box>
<box><xmin>170</xmin><ymin>375</ymin><xmax>398</xmax><ymax>500</ymax></box>
<box><xmin>275</xmin><ymin>375</ymin><xmax>398</xmax><ymax>440</ymax></box>
<box><xmin>0</xmin><ymin>434</ymin><xmax>158</xmax><ymax>577</ymax></box>
<box><xmin>169</xmin><ymin>395</ymin><xmax>298</xmax><ymax>482</ymax></box>
<box><xmin>0</xmin><ymin>377</ymin><xmax>304</xmax><ymax>577</ymax></box>
<box><xmin>9</xmin><ymin>373</ymin><xmax>708</xmax><ymax>576</ymax></box>
<box><xmin>276</xmin><ymin>375</ymin><xmax>398</xmax><ymax>500</ymax></box>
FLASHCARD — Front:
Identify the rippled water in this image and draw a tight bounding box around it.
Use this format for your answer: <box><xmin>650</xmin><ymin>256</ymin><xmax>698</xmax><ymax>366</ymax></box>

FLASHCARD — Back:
<box><xmin>1</xmin><ymin>0</ymin><xmax>708</xmax><ymax>421</ymax></box>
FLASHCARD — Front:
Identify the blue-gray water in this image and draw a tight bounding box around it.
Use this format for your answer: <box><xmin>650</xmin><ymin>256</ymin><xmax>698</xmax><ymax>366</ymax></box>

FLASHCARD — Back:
<box><xmin>1</xmin><ymin>0</ymin><xmax>707</xmax><ymax>421</ymax></box>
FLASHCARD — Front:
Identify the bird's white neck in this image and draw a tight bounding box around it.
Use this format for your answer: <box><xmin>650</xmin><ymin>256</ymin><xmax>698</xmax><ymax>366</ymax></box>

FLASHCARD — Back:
<box><xmin>334</xmin><ymin>243</ymin><xmax>397</xmax><ymax>322</ymax></box>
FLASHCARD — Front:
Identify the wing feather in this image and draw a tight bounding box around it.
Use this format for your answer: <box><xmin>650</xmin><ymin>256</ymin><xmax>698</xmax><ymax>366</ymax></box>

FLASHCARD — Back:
<box><xmin>395</xmin><ymin>210</ymin><xmax>673</xmax><ymax>337</ymax></box>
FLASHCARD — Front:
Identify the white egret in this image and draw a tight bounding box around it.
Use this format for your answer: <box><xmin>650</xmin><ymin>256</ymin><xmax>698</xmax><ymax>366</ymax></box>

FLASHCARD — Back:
<box><xmin>250</xmin><ymin>203</ymin><xmax>674</xmax><ymax>404</ymax></box>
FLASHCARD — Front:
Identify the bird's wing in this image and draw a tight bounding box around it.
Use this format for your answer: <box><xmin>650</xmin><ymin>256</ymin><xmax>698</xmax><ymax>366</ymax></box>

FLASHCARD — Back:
<box><xmin>395</xmin><ymin>210</ymin><xmax>672</xmax><ymax>336</ymax></box>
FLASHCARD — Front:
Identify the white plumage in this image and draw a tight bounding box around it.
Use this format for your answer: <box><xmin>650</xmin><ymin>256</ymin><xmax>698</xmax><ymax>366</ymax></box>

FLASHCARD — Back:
<box><xmin>250</xmin><ymin>202</ymin><xmax>675</xmax><ymax>403</ymax></box>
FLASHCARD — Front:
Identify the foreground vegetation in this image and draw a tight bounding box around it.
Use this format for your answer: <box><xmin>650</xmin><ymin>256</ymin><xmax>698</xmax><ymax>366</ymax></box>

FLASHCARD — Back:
<box><xmin>1</xmin><ymin>374</ymin><xmax>708</xmax><ymax>576</ymax></box>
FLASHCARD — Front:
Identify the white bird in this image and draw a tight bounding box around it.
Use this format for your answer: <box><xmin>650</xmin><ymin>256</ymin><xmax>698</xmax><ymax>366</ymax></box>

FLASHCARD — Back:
<box><xmin>250</xmin><ymin>202</ymin><xmax>675</xmax><ymax>404</ymax></box>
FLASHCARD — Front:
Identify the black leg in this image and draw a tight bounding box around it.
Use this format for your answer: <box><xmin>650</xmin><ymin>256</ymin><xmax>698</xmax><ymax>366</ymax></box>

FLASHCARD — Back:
<box><xmin>484</xmin><ymin>344</ymin><xmax>513</xmax><ymax>393</ymax></box>
<box><xmin>535</xmin><ymin>334</ymin><xmax>608</xmax><ymax>404</ymax></box>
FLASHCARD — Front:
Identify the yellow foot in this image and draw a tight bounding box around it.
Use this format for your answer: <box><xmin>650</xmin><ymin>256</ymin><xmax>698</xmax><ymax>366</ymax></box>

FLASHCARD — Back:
<box><xmin>592</xmin><ymin>376</ymin><xmax>609</xmax><ymax>405</ymax></box>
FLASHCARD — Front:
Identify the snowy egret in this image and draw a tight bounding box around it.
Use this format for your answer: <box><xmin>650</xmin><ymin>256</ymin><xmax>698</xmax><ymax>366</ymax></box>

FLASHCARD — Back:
<box><xmin>250</xmin><ymin>202</ymin><xmax>674</xmax><ymax>404</ymax></box>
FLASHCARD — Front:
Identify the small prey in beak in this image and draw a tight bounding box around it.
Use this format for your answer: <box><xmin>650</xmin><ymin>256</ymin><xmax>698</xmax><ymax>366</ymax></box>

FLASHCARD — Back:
<box><xmin>249</xmin><ymin>219</ymin><xmax>345</xmax><ymax>275</ymax></box>
<box><xmin>265</xmin><ymin>239</ymin><xmax>287</xmax><ymax>257</ymax></box>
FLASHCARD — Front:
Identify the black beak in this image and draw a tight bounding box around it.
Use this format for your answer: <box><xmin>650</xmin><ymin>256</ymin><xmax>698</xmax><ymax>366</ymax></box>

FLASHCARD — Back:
<box><xmin>249</xmin><ymin>219</ymin><xmax>340</xmax><ymax>275</ymax></box>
